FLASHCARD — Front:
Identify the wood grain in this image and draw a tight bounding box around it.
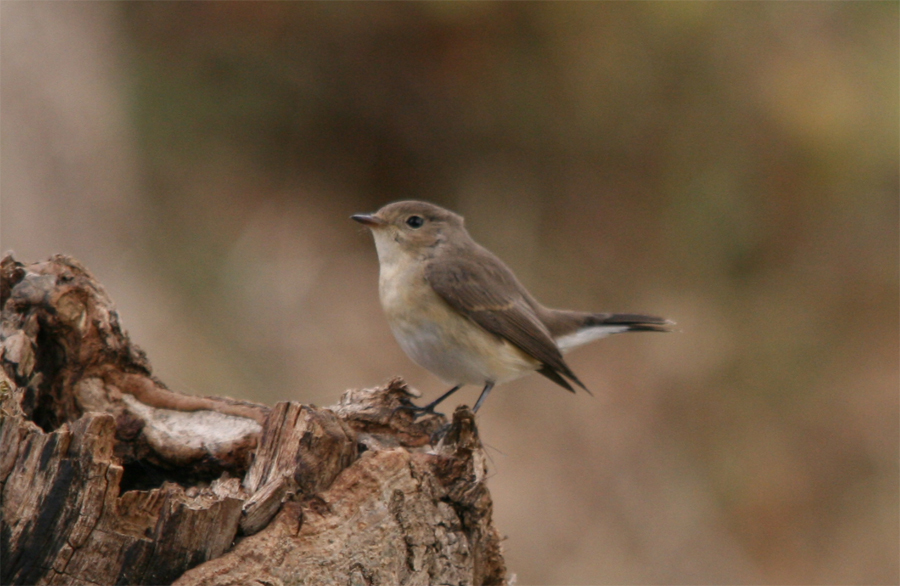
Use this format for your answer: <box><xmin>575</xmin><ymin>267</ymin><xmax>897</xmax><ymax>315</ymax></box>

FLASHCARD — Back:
<box><xmin>0</xmin><ymin>254</ymin><xmax>507</xmax><ymax>585</ymax></box>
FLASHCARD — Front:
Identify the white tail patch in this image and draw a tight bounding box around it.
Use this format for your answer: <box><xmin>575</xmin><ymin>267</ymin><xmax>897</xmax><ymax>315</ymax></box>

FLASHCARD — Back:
<box><xmin>556</xmin><ymin>325</ymin><xmax>630</xmax><ymax>353</ymax></box>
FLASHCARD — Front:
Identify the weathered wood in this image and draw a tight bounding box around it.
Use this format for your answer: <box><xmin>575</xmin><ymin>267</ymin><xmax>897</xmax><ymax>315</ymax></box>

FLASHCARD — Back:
<box><xmin>0</xmin><ymin>408</ymin><xmax>245</xmax><ymax>585</ymax></box>
<box><xmin>174</xmin><ymin>406</ymin><xmax>505</xmax><ymax>586</ymax></box>
<box><xmin>0</xmin><ymin>254</ymin><xmax>508</xmax><ymax>585</ymax></box>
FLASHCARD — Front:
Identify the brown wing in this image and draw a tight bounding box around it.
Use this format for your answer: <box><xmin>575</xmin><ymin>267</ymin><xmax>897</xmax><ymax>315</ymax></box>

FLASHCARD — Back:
<box><xmin>424</xmin><ymin>247</ymin><xmax>587</xmax><ymax>393</ymax></box>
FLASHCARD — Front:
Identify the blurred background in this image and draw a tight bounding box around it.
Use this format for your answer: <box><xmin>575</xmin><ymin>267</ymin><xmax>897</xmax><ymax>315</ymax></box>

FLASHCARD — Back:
<box><xmin>2</xmin><ymin>2</ymin><xmax>897</xmax><ymax>584</ymax></box>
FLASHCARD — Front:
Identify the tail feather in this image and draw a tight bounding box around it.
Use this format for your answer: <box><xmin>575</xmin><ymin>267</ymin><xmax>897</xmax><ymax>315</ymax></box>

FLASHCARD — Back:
<box><xmin>537</xmin><ymin>311</ymin><xmax>672</xmax><ymax>394</ymax></box>
<box><xmin>555</xmin><ymin>312</ymin><xmax>673</xmax><ymax>352</ymax></box>
<box><xmin>586</xmin><ymin>313</ymin><xmax>673</xmax><ymax>333</ymax></box>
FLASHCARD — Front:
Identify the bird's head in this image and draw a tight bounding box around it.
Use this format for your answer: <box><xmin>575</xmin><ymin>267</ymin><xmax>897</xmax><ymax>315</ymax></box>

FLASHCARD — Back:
<box><xmin>352</xmin><ymin>201</ymin><xmax>466</xmax><ymax>264</ymax></box>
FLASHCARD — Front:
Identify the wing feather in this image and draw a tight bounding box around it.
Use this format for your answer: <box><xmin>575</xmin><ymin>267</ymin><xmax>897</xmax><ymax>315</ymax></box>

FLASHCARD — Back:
<box><xmin>425</xmin><ymin>249</ymin><xmax>586</xmax><ymax>391</ymax></box>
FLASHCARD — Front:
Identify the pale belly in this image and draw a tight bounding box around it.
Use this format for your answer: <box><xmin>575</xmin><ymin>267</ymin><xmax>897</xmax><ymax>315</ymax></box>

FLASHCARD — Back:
<box><xmin>379</xmin><ymin>263</ymin><xmax>538</xmax><ymax>386</ymax></box>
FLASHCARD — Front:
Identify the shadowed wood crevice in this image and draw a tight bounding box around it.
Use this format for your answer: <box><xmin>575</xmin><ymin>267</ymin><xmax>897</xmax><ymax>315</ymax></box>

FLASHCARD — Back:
<box><xmin>0</xmin><ymin>254</ymin><xmax>508</xmax><ymax>585</ymax></box>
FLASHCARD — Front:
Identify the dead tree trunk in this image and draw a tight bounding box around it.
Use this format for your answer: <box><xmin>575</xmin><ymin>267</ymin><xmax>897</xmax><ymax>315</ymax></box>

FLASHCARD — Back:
<box><xmin>0</xmin><ymin>254</ymin><xmax>508</xmax><ymax>586</ymax></box>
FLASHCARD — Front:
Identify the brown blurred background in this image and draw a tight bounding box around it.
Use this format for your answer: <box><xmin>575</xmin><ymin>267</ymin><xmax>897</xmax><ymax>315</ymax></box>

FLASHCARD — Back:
<box><xmin>2</xmin><ymin>2</ymin><xmax>897</xmax><ymax>584</ymax></box>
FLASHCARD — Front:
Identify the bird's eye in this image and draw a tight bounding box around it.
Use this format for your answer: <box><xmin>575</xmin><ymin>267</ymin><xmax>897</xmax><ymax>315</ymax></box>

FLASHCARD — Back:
<box><xmin>405</xmin><ymin>215</ymin><xmax>425</xmax><ymax>229</ymax></box>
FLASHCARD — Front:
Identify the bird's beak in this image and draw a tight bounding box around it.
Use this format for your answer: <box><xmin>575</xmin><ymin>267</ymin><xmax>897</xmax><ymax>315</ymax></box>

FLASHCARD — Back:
<box><xmin>351</xmin><ymin>213</ymin><xmax>387</xmax><ymax>228</ymax></box>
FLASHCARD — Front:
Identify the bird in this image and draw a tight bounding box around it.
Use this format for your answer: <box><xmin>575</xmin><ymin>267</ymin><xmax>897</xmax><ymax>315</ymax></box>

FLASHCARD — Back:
<box><xmin>352</xmin><ymin>200</ymin><xmax>671</xmax><ymax>414</ymax></box>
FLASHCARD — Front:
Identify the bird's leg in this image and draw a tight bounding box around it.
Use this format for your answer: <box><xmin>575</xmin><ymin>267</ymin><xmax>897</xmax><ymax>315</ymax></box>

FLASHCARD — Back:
<box><xmin>395</xmin><ymin>384</ymin><xmax>462</xmax><ymax>418</ymax></box>
<box><xmin>419</xmin><ymin>384</ymin><xmax>464</xmax><ymax>413</ymax></box>
<box><xmin>472</xmin><ymin>381</ymin><xmax>495</xmax><ymax>413</ymax></box>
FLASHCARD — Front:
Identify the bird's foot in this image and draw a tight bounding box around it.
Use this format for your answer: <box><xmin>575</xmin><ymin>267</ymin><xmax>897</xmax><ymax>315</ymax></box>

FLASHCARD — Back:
<box><xmin>391</xmin><ymin>402</ymin><xmax>445</xmax><ymax>420</ymax></box>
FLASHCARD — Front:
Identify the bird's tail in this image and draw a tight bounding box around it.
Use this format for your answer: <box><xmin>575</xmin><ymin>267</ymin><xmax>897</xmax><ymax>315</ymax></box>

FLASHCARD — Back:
<box><xmin>587</xmin><ymin>313</ymin><xmax>673</xmax><ymax>332</ymax></box>
<box><xmin>552</xmin><ymin>312</ymin><xmax>673</xmax><ymax>352</ymax></box>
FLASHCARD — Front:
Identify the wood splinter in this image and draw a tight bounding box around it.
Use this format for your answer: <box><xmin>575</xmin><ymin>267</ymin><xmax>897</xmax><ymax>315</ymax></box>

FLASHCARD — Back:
<box><xmin>0</xmin><ymin>254</ymin><xmax>508</xmax><ymax>586</ymax></box>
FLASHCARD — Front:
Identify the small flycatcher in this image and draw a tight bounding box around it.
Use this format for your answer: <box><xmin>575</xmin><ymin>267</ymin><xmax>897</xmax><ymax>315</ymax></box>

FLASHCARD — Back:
<box><xmin>353</xmin><ymin>201</ymin><xmax>671</xmax><ymax>414</ymax></box>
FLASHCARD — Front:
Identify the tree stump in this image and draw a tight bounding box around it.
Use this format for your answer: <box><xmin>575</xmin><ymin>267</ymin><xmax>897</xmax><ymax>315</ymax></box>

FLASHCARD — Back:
<box><xmin>0</xmin><ymin>254</ymin><xmax>508</xmax><ymax>586</ymax></box>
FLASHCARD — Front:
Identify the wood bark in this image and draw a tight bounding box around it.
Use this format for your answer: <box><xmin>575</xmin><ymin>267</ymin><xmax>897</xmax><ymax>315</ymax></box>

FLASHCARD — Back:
<box><xmin>0</xmin><ymin>254</ymin><xmax>508</xmax><ymax>586</ymax></box>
